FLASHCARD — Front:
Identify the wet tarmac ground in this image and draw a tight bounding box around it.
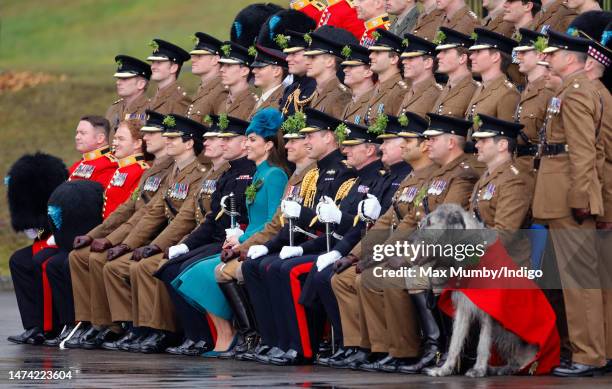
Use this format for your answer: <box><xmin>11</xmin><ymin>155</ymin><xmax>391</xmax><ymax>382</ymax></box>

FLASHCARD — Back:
<box><xmin>1</xmin><ymin>292</ymin><xmax>611</xmax><ymax>388</ymax></box>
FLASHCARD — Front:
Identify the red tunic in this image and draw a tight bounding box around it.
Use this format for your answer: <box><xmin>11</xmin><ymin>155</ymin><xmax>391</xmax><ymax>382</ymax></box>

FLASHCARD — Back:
<box><xmin>359</xmin><ymin>14</ymin><xmax>391</xmax><ymax>47</ymax></box>
<box><xmin>438</xmin><ymin>239</ymin><xmax>560</xmax><ymax>375</ymax></box>
<box><xmin>317</xmin><ymin>0</ymin><xmax>365</xmax><ymax>40</ymax></box>
<box><xmin>290</xmin><ymin>0</ymin><xmax>325</xmax><ymax>23</ymax></box>
<box><xmin>68</xmin><ymin>146</ymin><xmax>118</xmax><ymax>187</ymax></box>
<box><xmin>102</xmin><ymin>155</ymin><xmax>149</xmax><ymax>219</ymax></box>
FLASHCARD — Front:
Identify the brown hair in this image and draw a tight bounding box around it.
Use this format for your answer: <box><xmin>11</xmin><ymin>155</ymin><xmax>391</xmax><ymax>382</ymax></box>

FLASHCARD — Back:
<box><xmin>80</xmin><ymin>115</ymin><xmax>111</xmax><ymax>140</ymax></box>
<box><xmin>264</xmin><ymin>133</ymin><xmax>290</xmax><ymax>175</ymax></box>
<box><xmin>117</xmin><ymin>119</ymin><xmax>145</xmax><ymax>153</ymax></box>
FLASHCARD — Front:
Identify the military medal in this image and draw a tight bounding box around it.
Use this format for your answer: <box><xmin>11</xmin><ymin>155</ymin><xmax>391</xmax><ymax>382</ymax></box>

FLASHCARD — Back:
<box><xmin>548</xmin><ymin>97</ymin><xmax>561</xmax><ymax>115</ymax></box>
<box><xmin>482</xmin><ymin>183</ymin><xmax>496</xmax><ymax>200</ymax></box>
<box><xmin>405</xmin><ymin>186</ymin><xmax>418</xmax><ymax>202</ymax></box>
<box><xmin>200</xmin><ymin>179</ymin><xmax>217</xmax><ymax>195</ymax></box>
<box><xmin>74</xmin><ymin>164</ymin><xmax>95</xmax><ymax>178</ymax></box>
<box><xmin>377</xmin><ymin>103</ymin><xmax>384</xmax><ymax>114</ymax></box>
<box><xmin>357</xmin><ymin>185</ymin><xmax>370</xmax><ymax>194</ymax></box>
<box><xmin>110</xmin><ymin>172</ymin><xmax>128</xmax><ymax>187</ymax></box>
<box><xmin>354</xmin><ymin>115</ymin><xmax>361</xmax><ymax>125</ymax></box>
<box><xmin>170</xmin><ymin>183</ymin><xmax>189</xmax><ymax>200</ymax></box>
<box><xmin>143</xmin><ymin>176</ymin><xmax>162</xmax><ymax>192</ymax></box>
<box><xmin>436</xmin><ymin>180</ymin><xmax>447</xmax><ymax>195</ymax></box>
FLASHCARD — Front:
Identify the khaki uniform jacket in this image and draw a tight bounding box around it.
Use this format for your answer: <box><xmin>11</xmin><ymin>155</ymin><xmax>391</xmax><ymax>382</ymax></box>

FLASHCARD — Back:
<box><xmin>465</xmin><ymin>75</ymin><xmax>520</xmax><ymax>121</ymax></box>
<box><xmin>413</xmin><ymin>8</ymin><xmax>446</xmax><ymax>41</ymax></box>
<box><xmin>528</xmin><ymin>0</ymin><xmax>577</xmax><ymax>34</ymax></box>
<box><xmin>433</xmin><ymin>75</ymin><xmax>480</xmax><ymax>118</ymax></box>
<box><xmin>122</xmin><ymin>159</ymin><xmax>207</xmax><ymax>249</ymax></box>
<box><xmin>390</xmin><ymin>5</ymin><xmax>421</xmax><ymax>37</ymax></box>
<box><xmin>147</xmin><ymin>81</ymin><xmax>191</xmax><ymax>115</ymax></box>
<box><xmin>342</xmin><ymin>89</ymin><xmax>375</xmax><ymax>125</ymax></box>
<box><xmin>105</xmin><ymin>93</ymin><xmax>149</xmax><ymax>134</ymax></box>
<box><xmin>364</xmin><ymin>73</ymin><xmax>408</xmax><ymax>124</ymax></box>
<box><xmin>310</xmin><ymin>78</ymin><xmax>352</xmax><ymax>119</ymax></box>
<box><xmin>469</xmin><ymin>160</ymin><xmax>533</xmax><ymax>230</ymax></box>
<box><xmin>594</xmin><ymin>80</ymin><xmax>612</xmax><ymax>222</ymax></box>
<box><xmin>441</xmin><ymin>6</ymin><xmax>481</xmax><ymax>36</ymax></box>
<box><xmin>250</xmin><ymin>84</ymin><xmax>285</xmax><ymax>119</ymax></box>
<box><xmin>533</xmin><ymin>70</ymin><xmax>603</xmax><ymax>219</ymax></box>
<box><xmin>399</xmin><ymin>76</ymin><xmax>443</xmax><ymax>117</ymax></box>
<box><xmin>194</xmin><ymin>162</ymin><xmax>231</xmax><ymax>225</ymax></box>
<box><xmin>187</xmin><ymin>76</ymin><xmax>228</xmax><ymax>123</ymax></box>
<box><xmin>238</xmin><ymin>162</ymin><xmax>317</xmax><ymax>255</ymax></box>
<box><xmin>514</xmin><ymin>76</ymin><xmax>555</xmax><ymax>174</ymax></box>
<box><xmin>350</xmin><ymin>163</ymin><xmax>438</xmax><ymax>259</ymax></box>
<box><xmin>89</xmin><ymin>156</ymin><xmax>173</xmax><ymax>241</ymax></box>
<box><xmin>217</xmin><ymin>87</ymin><xmax>259</xmax><ymax>121</ymax></box>
<box><xmin>482</xmin><ymin>12</ymin><xmax>515</xmax><ymax>38</ymax></box>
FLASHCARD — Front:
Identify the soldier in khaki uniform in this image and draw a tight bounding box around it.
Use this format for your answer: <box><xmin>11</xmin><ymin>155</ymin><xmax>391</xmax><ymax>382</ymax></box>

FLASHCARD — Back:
<box><xmin>339</xmin><ymin>44</ymin><xmax>375</xmax><ymax>125</ymax></box>
<box><xmin>503</xmin><ymin>0</ymin><xmax>541</xmax><ymax>35</ymax></box>
<box><xmin>250</xmin><ymin>45</ymin><xmax>288</xmax><ymax>116</ymax></box>
<box><xmin>63</xmin><ymin>111</ymin><xmax>172</xmax><ymax>348</ymax></box>
<box><xmin>412</xmin><ymin>0</ymin><xmax>446</xmax><ymax>41</ymax></box>
<box><xmin>536</xmin><ymin>31</ymin><xmax>605</xmax><ymax>377</ymax></box>
<box><xmin>432</xmin><ymin>28</ymin><xmax>480</xmax><ymax>117</ymax></box>
<box><xmin>482</xmin><ymin>0</ymin><xmax>515</xmax><ymax>37</ymax></box>
<box><xmin>470</xmin><ymin>114</ymin><xmax>534</xmax><ymax>267</ymax></box>
<box><xmin>124</xmin><ymin>131</ymin><xmax>230</xmax><ymax>355</ymax></box>
<box><xmin>358</xmin><ymin>114</ymin><xmax>478</xmax><ymax>374</ymax></box>
<box><xmin>106</xmin><ymin>55</ymin><xmax>151</xmax><ymax>137</ymax></box>
<box><xmin>438</xmin><ymin>0</ymin><xmax>481</xmax><ymax>36</ymax></box>
<box><xmin>329</xmin><ymin>112</ymin><xmax>436</xmax><ymax>370</ymax></box>
<box><xmin>75</xmin><ymin>115</ymin><xmax>207</xmax><ymax>351</ymax></box>
<box><xmin>186</xmin><ymin>33</ymin><xmax>228</xmax><ymax>124</ymax></box>
<box><xmin>388</xmin><ymin>0</ymin><xmax>422</xmax><ymax>38</ymax></box>
<box><xmin>304</xmin><ymin>26</ymin><xmax>354</xmax><ymax>118</ymax></box>
<box><xmin>365</xmin><ymin>28</ymin><xmax>409</xmax><ymax>123</ymax></box>
<box><xmin>146</xmin><ymin>39</ymin><xmax>192</xmax><ymax>116</ymax></box>
<box><xmin>529</xmin><ymin>0</ymin><xmax>577</xmax><ymax>33</ymax></box>
<box><xmin>513</xmin><ymin>28</ymin><xmax>556</xmax><ymax>174</ymax></box>
<box><xmin>216</xmin><ymin>41</ymin><xmax>259</xmax><ymax>120</ymax></box>
<box><xmin>398</xmin><ymin>34</ymin><xmax>443</xmax><ymax>117</ymax></box>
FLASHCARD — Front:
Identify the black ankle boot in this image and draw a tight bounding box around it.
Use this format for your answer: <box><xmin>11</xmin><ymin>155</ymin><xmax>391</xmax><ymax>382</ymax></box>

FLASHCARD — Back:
<box><xmin>398</xmin><ymin>293</ymin><xmax>441</xmax><ymax>374</ymax></box>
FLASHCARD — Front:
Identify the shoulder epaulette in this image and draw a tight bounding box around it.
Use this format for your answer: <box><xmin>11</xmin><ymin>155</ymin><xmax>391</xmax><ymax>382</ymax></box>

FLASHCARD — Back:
<box><xmin>398</xmin><ymin>80</ymin><xmax>408</xmax><ymax>89</ymax></box>
<box><xmin>510</xmin><ymin>165</ymin><xmax>519</xmax><ymax>175</ymax></box>
<box><xmin>434</xmin><ymin>83</ymin><xmax>443</xmax><ymax>90</ymax></box>
<box><xmin>338</xmin><ymin>83</ymin><xmax>348</xmax><ymax>92</ymax></box>
<box><xmin>504</xmin><ymin>80</ymin><xmax>516</xmax><ymax>90</ymax></box>
<box><xmin>468</xmin><ymin>10</ymin><xmax>478</xmax><ymax>19</ymax></box>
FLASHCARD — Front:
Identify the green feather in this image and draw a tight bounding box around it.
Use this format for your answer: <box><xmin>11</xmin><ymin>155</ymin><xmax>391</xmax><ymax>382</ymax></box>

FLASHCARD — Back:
<box><xmin>218</xmin><ymin>113</ymin><xmax>229</xmax><ymax>130</ymax></box>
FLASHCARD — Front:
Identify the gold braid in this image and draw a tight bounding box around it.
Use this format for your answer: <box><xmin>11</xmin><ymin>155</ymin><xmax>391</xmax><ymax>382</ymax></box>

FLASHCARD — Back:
<box><xmin>299</xmin><ymin>168</ymin><xmax>319</xmax><ymax>208</ymax></box>
<box><xmin>334</xmin><ymin>178</ymin><xmax>356</xmax><ymax>203</ymax></box>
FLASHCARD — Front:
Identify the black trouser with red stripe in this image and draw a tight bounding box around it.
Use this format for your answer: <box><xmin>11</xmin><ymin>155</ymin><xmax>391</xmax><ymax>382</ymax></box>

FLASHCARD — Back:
<box><xmin>9</xmin><ymin>246</ymin><xmax>59</xmax><ymax>331</ymax></box>
<box><xmin>303</xmin><ymin>264</ymin><xmax>343</xmax><ymax>346</ymax></box>
<box><xmin>154</xmin><ymin>243</ymin><xmax>221</xmax><ymax>342</ymax></box>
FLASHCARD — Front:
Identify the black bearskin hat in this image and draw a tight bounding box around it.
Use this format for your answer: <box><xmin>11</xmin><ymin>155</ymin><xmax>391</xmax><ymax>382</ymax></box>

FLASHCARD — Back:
<box><xmin>230</xmin><ymin>3</ymin><xmax>284</xmax><ymax>48</ymax></box>
<box><xmin>257</xmin><ymin>9</ymin><xmax>318</xmax><ymax>50</ymax></box>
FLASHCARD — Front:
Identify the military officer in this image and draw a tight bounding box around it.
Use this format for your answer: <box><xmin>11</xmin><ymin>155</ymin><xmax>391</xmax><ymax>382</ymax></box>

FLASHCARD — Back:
<box><xmin>106</xmin><ymin>55</ymin><xmax>151</xmax><ymax>137</ymax></box>
<box><xmin>330</xmin><ymin>112</ymin><xmax>438</xmax><ymax>370</ymax></box>
<box><xmin>303</xmin><ymin>26</ymin><xmax>355</xmax><ymax>119</ymax></box>
<box><xmin>216</xmin><ymin>41</ymin><xmax>259</xmax><ymax>120</ymax></box>
<box><xmin>432</xmin><ymin>27</ymin><xmax>480</xmax><ymax>117</ymax></box>
<box><xmin>68</xmin><ymin>115</ymin><xmax>117</xmax><ymax>186</ymax></box>
<box><xmin>354</xmin><ymin>0</ymin><xmax>392</xmax><ymax>46</ymax></box>
<box><xmin>365</xmin><ymin>28</ymin><xmax>409</xmax><ymax>123</ymax></box>
<box><xmin>529</xmin><ymin>0</ymin><xmax>578</xmax><ymax>34</ymax></box>
<box><xmin>482</xmin><ymin>0</ymin><xmax>515</xmax><ymax>37</ymax></box>
<box><xmin>537</xmin><ymin>30</ymin><xmax>605</xmax><ymax>377</ymax></box>
<box><xmin>412</xmin><ymin>0</ymin><xmax>446</xmax><ymax>41</ymax></box>
<box><xmin>513</xmin><ymin>28</ymin><xmax>556</xmax><ymax>174</ymax></box>
<box><xmin>186</xmin><ymin>32</ymin><xmax>228</xmax><ymax>124</ymax></box>
<box><xmin>146</xmin><ymin>38</ymin><xmax>192</xmax><ymax>115</ymax></box>
<box><xmin>388</xmin><ymin>0</ymin><xmax>422</xmax><ymax>38</ymax></box>
<box><xmin>398</xmin><ymin>33</ymin><xmax>443</xmax><ymax>117</ymax></box>
<box><xmin>152</xmin><ymin>116</ymin><xmax>255</xmax><ymax>354</ymax></box>
<box><xmin>66</xmin><ymin>111</ymin><xmax>173</xmax><ymax>347</ymax></box>
<box><xmin>318</xmin><ymin>0</ymin><xmax>367</xmax><ymax>41</ymax></box>
<box><xmin>356</xmin><ymin>113</ymin><xmax>479</xmax><ymax>373</ymax></box>
<box><xmin>339</xmin><ymin>43</ymin><xmax>375</xmax><ymax>125</ymax></box>
<box><xmin>438</xmin><ymin>0</ymin><xmax>481</xmax><ymax>35</ymax></box>
<box><xmin>250</xmin><ymin>45</ymin><xmax>288</xmax><ymax>115</ymax></box>
<box><xmin>242</xmin><ymin>108</ymin><xmax>355</xmax><ymax>365</ymax></box>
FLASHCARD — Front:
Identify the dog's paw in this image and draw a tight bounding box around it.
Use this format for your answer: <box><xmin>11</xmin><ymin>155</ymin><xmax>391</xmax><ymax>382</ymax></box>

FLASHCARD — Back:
<box><xmin>424</xmin><ymin>366</ymin><xmax>453</xmax><ymax>377</ymax></box>
<box><xmin>465</xmin><ymin>368</ymin><xmax>487</xmax><ymax>378</ymax></box>
<box><xmin>488</xmin><ymin>365</ymin><xmax>518</xmax><ymax>376</ymax></box>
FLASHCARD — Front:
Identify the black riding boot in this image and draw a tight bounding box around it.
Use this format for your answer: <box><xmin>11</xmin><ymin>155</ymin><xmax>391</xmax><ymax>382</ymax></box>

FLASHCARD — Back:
<box><xmin>217</xmin><ymin>281</ymin><xmax>258</xmax><ymax>358</ymax></box>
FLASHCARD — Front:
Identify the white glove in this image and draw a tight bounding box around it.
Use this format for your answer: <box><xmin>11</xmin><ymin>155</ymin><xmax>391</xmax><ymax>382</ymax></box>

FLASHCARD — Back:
<box><xmin>225</xmin><ymin>227</ymin><xmax>244</xmax><ymax>240</ymax></box>
<box><xmin>279</xmin><ymin>245</ymin><xmax>303</xmax><ymax>259</ymax></box>
<box><xmin>168</xmin><ymin>243</ymin><xmax>189</xmax><ymax>259</ymax></box>
<box><xmin>316</xmin><ymin>196</ymin><xmax>342</xmax><ymax>224</ymax></box>
<box><xmin>316</xmin><ymin>250</ymin><xmax>342</xmax><ymax>272</ymax></box>
<box><xmin>46</xmin><ymin>235</ymin><xmax>56</xmax><ymax>246</ymax></box>
<box><xmin>24</xmin><ymin>229</ymin><xmax>38</xmax><ymax>240</ymax></box>
<box><xmin>281</xmin><ymin>200</ymin><xmax>301</xmax><ymax>219</ymax></box>
<box><xmin>247</xmin><ymin>245</ymin><xmax>269</xmax><ymax>259</ymax></box>
<box><xmin>359</xmin><ymin>194</ymin><xmax>382</xmax><ymax>220</ymax></box>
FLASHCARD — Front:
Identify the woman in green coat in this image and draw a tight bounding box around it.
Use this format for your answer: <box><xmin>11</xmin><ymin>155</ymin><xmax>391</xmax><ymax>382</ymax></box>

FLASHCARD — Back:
<box><xmin>172</xmin><ymin>108</ymin><xmax>288</xmax><ymax>355</ymax></box>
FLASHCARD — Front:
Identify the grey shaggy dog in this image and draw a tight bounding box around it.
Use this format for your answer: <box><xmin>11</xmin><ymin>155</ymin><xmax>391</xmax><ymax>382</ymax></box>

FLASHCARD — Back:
<box><xmin>410</xmin><ymin>204</ymin><xmax>538</xmax><ymax>378</ymax></box>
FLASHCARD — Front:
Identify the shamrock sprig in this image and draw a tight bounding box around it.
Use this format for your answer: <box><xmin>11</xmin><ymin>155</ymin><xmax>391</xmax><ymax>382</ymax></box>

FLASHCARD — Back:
<box><xmin>433</xmin><ymin>30</ymin><xmax>446</xmax><ymax>45</ymax></box>
<box><xmin>533</xmin><ymin>36</ymin><xmax>548</xmax><ymax>53</ymax></box>
<box><xmin>218</xmin><ymin>113</ymin><xmax>229</xmax><ymax>130</ymax></box>
<box><xmin>163</xmin><ymin>115</ymin><xmax>176</xmax><ymax>128</ymax></box>
<box><xmin>472</xmin><ymin>114</ymin><xmax>483</xmax><ymax>129</ymax></box>
<box><xmin>372</xmin><ymin>31</ymin><xmax>381</xmax><ymax>41</ymax></box>
<box><xmin>335</xmin><ymin>123</ymin><xmax>350</xmax><ymax>143</ymax></box>
<box><xmin>202</xmin><ymin>115</ymin><xmax>213</xmax><ymax>127</ymax></box>
<box><xmin>304</xmin><ymin>33</ymin><xmax>312</xmax><ymax>45</ymax></box>
<box><xmin>248</xmin><ymin>45</ymin><xmax>258</xmax><ymax>57</ymax></box>
<box><xmin>398</xmin><ymin>113</ymin><xmax>409</xmax><ymax>127</ymax></box>
<box><xmin>402</xmin><ymin>38</ymin><xmax>410</xmax><ymax>48</ymax></box>
<box><xmin>275</xmin><ymin>34</ymin><xmax>289</xmax><ymax>50</ymax></box>
<box><xmin>221</xmin><ymin>44</ymin><xmax>231</xmax><ymax>57</ymax></box>
<box><xmin>341</xmin><ymin>45</ymin><xmax>352</xmax><ymax>59</ymax></box>
<box><xmin>368</xmin><ymin>113</ymin><xmax>388</xmax><ymax>135</ymax></box>
<box><xmin>149</xmin><ymin>40</ymin><xmax>159</xmax><ymax>51</ymax></box>
<box><xmin>281</xmin><ymin>112</ymin><xmax>306</xmax><ymax>134</ymax></box>
<box><xmin>245</xmin><ymin>179</ymin><xmax>263</xmax><ymax>204</ymax></box>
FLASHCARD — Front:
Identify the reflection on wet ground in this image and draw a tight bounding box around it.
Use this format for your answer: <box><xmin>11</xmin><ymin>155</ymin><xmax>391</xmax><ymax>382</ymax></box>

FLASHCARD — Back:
<box><xmin>1</xmin><ymin>292</ymin><xmax>611</xmax><ymax>388</ymax></box>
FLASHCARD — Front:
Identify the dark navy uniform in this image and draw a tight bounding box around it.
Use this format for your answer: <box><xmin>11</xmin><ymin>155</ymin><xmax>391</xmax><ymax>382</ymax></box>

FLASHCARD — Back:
<box><xmin>280</xmin><ymin>75</ymin><xmax>317</xmax><ymax>117</ymax></box>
